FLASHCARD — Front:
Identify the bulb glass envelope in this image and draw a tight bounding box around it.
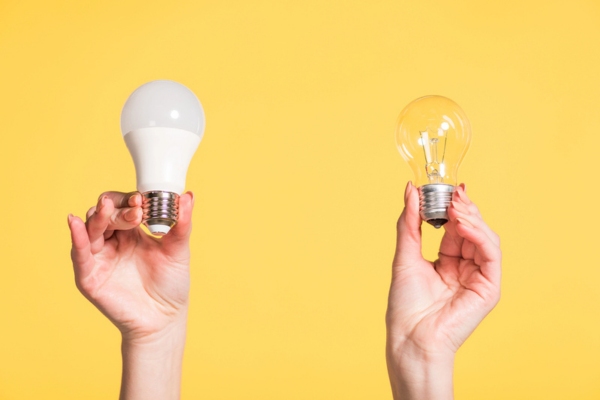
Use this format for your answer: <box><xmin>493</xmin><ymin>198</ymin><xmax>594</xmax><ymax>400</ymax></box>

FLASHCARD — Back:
<box><xmin>395</xmin><ymin>95</ymin><xmax>471</xmax><ymax>188</ymax></box>
<box><xmin>120</xmin><ymin>80</ymin><xmax>205</xmax><ymax>195</ymax></box>
<box><xmin>121</xmin><ymin>80</ymin><xmax>205</xmax><ymax>138</ymax></box>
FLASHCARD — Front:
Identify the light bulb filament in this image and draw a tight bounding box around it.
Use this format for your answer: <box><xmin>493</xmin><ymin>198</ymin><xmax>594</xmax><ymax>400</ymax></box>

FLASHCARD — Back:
<box><xmin>431</xmin><ymin>137</ymin><xmax>439</xmax><ymax>162</ymax></box>
<box><xmin>420</xmin><ymin>131</ymin><xmax>432</xmax><ymax>163</ymax></box>
<box><xmin>420</xmin><ymin>130</ymin><xmax>445</xmax><ymax>183</ymax></box>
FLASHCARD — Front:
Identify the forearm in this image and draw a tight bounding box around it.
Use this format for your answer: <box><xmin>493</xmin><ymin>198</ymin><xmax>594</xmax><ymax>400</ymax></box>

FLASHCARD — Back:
<box><xmin>386</xmin><ymin>339</ymin><xmax>455</xmax><ymax>400</ymax></box>
<box><xmin>120</xmin><ymin>317</ymin><xmax>188</xmax><ymax>400</ymax></box>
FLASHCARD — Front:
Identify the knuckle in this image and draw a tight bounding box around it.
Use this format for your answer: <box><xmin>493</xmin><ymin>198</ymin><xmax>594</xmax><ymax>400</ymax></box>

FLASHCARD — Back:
<box><xmin>109</xmin><ymin>210</ymin><xmax>121</xmax><ymax>225</ymax></box>
<box><xmin>97</xmin><ymin>192</ymin><xmax>110</xmax><ymax>202</ymax></box>
<box><xmin>86</xmin><ymin>207</ymin><xmax>96</xmax><ymax>219</ymax></box>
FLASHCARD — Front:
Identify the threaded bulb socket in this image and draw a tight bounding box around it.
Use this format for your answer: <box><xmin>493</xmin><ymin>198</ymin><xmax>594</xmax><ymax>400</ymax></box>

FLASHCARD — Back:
<box><xmin>142</xmin><ymin>191</ymin><xmax>179</xmax><ymax>236</ymax></box>
<box><xmin>419</xmin><ymin>184</ymin><xmax>455</xmax><ymax>229</ymax></box>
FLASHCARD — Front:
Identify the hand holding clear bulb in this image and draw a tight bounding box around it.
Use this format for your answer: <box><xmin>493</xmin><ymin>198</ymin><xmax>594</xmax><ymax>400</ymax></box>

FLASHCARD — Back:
<box><xmin>387</xmin><ymin>96</ymin><xmax>501</xmax><ymax>399</ymax></box>
<box><xmin>386</xmin><ymin>182</ymin><xmax>502</xmax><ymax>399</ymax></box>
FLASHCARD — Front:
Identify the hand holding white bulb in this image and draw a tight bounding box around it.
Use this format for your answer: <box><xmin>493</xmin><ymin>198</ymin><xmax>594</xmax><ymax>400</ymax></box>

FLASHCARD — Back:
<box><xmin>66</xmin><ymin>79</ymin><xmax>203</xmax><ymax>398</ymax></box>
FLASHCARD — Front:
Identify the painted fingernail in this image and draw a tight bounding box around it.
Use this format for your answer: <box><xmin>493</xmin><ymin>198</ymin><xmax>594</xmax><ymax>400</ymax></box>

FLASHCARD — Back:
<box><xmin>457</xmin><ymin>218</ymin><xmax>474</xmax><ymax>228</ymax></box>
<box><xmin>459</xmin><ymin>183</ymin><xmax>466</xmax><ymax>192</ymax></box>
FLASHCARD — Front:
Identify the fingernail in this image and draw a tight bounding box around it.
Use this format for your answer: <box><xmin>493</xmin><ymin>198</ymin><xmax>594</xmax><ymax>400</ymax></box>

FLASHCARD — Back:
<box><xmin>459</xmin><ymin>183</ymin><xmax>466</xmax><ymax>192</ymax></box>
<box><xmin>129</xmin><ymin>192</ymin><xmax>140</xmax><ymax>207</ymax></box>
<box><xmin>404</xmin><ymin>182</ymin><xmax>410</xmax><ymax>203</ymax></box>
<box><xmin>188</xmin><ymin>191</ymin><xmax>195</xmax><ymax>204</ymax></box>
<box><xmin>457</xmin><ymin>218</ymin><xmax>474</xmax><ymax>228</ymax></box>
<box><xmin>67</xmin><ymin>214</ymin><xmax>74</xmax><ymax>224</ymax></box>
<box><xmin>100</xmin><ymin>196</ymin><xmax>107</xmax><ymax>210</ymax></box>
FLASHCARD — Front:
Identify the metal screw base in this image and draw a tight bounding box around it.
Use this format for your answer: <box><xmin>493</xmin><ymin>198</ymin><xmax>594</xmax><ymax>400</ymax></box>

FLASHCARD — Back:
<box><xmin>142</xmin><ymin>191</ymin><xmax>179</xmax><ymax>236</ymax></box>
<box><xmin>419</xmin><ymin>184</ymin><xmax>455</xmax><ymax>229</ymax></box>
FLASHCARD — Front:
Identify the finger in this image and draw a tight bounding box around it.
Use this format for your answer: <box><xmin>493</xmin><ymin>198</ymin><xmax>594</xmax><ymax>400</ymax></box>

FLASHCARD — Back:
<box><xmin>448</xmin><ymin>203</ymin><xmax>494</xmax><ymax>259</ymax></box>
<box><xmin>452</xmin><ymin>187</ymin><xmax>500</xmax><ymax>246</ymax></box>
<box><xmin>86</xmin><ymin>196</ymin><xmax>114</xmax><ymax>253</ymax></box>
<box><xmin>99</xmin><ymin>191</ymin><xmax>142</xmax><ymax>208</ymax></box>
<box><xmin>393</xmin><ymin>182</ymin><xmax>423</xmax><ymax>268</ymax></box>
<box><xmin>102</xmin><ymin>192</ymin><xmax>142</xmax><ymax>237</ymax></box>
<box><xmin>455</xmin><ymin>216</ymin><xmax>502</xmax><ymax>284</ymax></box>
<box><xmin>163</xmin><ymin>191</ymin><xmax>194</xmax><ymax>250</ymax></box>
<box><xmin>460</xmin><ymin>231</ymin><xmax>478</xmax><ymax>260</ymax></box>
<box><xmin>439</xmin><ymin>218</ymin><xmax>464</xmax><ymax>258</ymax></box>
<box><xmin>86</xmin><ymin>206</ymin><xmax>96</xmax><ymax>220</ymax></box>
<box><xmin>103</xmin><ymin>206</ymin><xmax>143</xmax><ymax>239</ymax></box>
<box><xmin>86</xmin><ymin>193</ymin><xmax>143</xmax><ymax>243</ymax></box>
<box><xmin>68</xmin><ymin>214</ymin><xmax>94</xmax><ymax>280</ymax></box>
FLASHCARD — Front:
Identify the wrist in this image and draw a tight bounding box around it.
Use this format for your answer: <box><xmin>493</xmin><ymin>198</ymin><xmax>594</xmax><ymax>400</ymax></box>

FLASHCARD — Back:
<box><xmin>120</xmin><ymin>312</ymin><xmax>188</xmax><ymax>400</ymax></box>
<box><xmin>386</xmin><ymin>338</ymin><xmax>455</xmax><ymax>400</ymax></box>
<box><xmin>121</xmin><ymin>320</ymin><xmax>187</xmax><ymax>359</ymax></box>
<box><xmin>121</xmin><ymin>306</ymin><xmax>189</xmax><ymax>346</ymax></box>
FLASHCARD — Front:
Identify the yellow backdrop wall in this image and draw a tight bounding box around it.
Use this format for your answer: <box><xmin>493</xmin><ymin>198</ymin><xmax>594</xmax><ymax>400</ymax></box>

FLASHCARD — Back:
<box><xmin>1</xmin><ymin>0</ymin><xmax>599</xmax><ymax>399</ymax></box>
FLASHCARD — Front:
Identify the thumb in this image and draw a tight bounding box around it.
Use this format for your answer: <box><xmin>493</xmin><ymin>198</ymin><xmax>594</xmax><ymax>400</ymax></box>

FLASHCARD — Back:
<box><xmin>163</xmin><ymin>191</ymin><xmax>194</xmax><ymax>246</ymax></box>
<box><xmin>393</xmin><ymin>182</ymin><xmax>423</xmax><ymax>268</ymax></box>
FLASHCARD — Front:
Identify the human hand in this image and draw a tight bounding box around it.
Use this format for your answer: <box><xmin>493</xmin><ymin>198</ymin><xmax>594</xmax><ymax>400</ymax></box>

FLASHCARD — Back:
<box><xmin>386</xmin><ymin>182</ymin><xmax>501</xmax><ymax>399</ymax></box>
<box><xmin>67</xmin><ymin>191</ymin><xmax>194</xmax><ymax>342</ymax></box>
<box><xmin>68</xmin><ymin>191</ymin><xmax>194</xmax><ymax>400</ymax></box>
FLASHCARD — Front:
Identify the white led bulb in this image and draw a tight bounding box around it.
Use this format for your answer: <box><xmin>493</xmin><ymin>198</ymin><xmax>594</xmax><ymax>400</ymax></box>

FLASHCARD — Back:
<box><xmin>121</xmin><ymin>80</ymin><xmax>205</xmax><ymax>235</ymax></box>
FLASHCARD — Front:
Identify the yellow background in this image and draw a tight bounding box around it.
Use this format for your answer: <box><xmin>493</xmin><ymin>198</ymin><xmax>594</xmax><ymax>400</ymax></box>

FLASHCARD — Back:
<box><xmin>1</xmin><ymin>0</ymin><xmax>599</xmax><ymax>398</ymax></box>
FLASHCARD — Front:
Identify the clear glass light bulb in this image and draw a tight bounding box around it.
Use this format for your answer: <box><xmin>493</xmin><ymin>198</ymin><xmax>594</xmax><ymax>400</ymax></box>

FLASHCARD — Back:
<box><xmin>121</xmin><ymin>80</ymin><xmax>205</xmax><ymax>236</ymax></box>
<box><xmin>395</xmin><ymin>95</ymin><xmax>471</xmax><ymax>228</ymax></box>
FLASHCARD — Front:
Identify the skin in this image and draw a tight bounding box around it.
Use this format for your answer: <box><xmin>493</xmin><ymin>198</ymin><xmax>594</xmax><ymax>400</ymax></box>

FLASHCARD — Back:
<box><xmin>386</xmin><ymin>182</ymin><xmax>502</xmax><ymax>400</ymax></box>
<box><xmin>67</xmin><ymin>182</ymin><xmax>499</xmax><ymax>399</ymax></box>
<box><xmin>68</xmin><ymin>191</ymin><xmax>194</xmax><ymax>400</ymax></box>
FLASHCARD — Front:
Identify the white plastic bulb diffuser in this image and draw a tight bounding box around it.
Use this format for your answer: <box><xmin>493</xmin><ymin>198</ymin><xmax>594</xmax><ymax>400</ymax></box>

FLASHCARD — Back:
<box><xmin>121</xmin><ymin>80</ymin><xmax>205</xmax><ymax>236</ymax></box>
<box><xmin>395</xmin><ymin>95</ymin><xmax>471</xmax><ymax>229</ymax></box>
